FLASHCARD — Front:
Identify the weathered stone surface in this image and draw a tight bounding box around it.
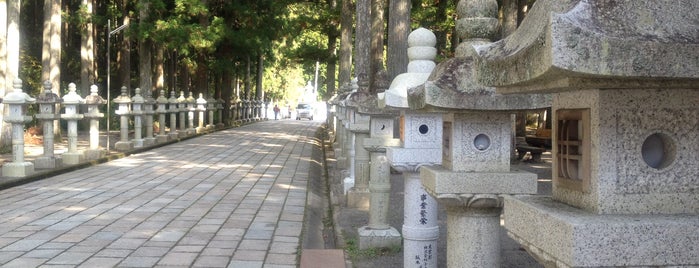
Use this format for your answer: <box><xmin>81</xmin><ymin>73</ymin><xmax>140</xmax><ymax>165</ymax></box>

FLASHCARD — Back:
<box><xmin>505</xmin><ymin>195</ymin><xmax>699</xmax><ymax>267</ymax></box>
<box><xmin>475</xmin><ymin>0</ymin><xmax>699</xmax><ymax>93</ymax></box>
<box><xmin>408</xmin><ymin>57</ymin><xmax>550</xmax><ymax>111</ymax></box>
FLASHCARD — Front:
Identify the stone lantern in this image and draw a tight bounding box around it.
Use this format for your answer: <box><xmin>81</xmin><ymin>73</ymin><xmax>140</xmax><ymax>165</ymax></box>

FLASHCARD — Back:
<box><xmin>382</xmin><ymin>28</ymin><xmax>441</xmax><ymax>268</ymax></box>
<box><xmin>167</xmin><ymin>91</ymin><xmax>179</xmax><ymax>139</ymax></box>
<box><xmin>113</xmin><ymin>86</ymin><xmax>133</xmax><ymax>151</ymax></box>
<box><xmin>177</xmin><ymin>91</ymin><xmax>187</xmax><ymax>137</ymax></box>
<box><xmin>216</xmin><ymin>97</ymin><xmax>225</xmax><ymax>128</ymax></box>
<box><xmin>130</xmin><ymin>88</ymin><xmax>145</xmax><ymax>148</ymax></box>
<box><xmin>195</xmin><ymin>93</ymin><xmax>207</xmax><ymax>133</ymax></box>
<box><xmin>2</xmin><ymin>79</ymin><xmax>36</xmax><ymax>177</ymax></box>
<box><xmin>83</xmin><ymin>84</ymin><xmax>106</xmax><ymax>160</ymax></box>
<box><xmin>206</xmin><ymin>95</ymin><xmax>216</xmax><ymax>130</ymax></box>
<box><xmin>142</xmin><ymin>89</ymin><xmax>156</xmax><ymax>146</ymax></box>
<box><xmin>61</xmin><ymin>83</ymin><xmax>86</xmax><ymax>165</ymax></box>
<box><xmin>155</xmin><ymin>90</ymin><xmax>170</xmax><ymax>143</ymax></box>
<box><xmin>476</xmin><ymin>1</ymin><xmax>699</xmax><ymax>267</ymax></box>
<box><xmin>186</xmin><ymin>92</ymin><xmax>196</xmax><ymax>135</ymax></box>
<box><xmin>34</xmin><ymin>80</ymin><xmax>62</xmax><ymax>169</ymax></box>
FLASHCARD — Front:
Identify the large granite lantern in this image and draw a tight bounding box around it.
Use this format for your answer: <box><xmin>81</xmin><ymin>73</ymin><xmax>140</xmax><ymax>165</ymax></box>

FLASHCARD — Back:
<box><xmin>130</xmin><ymin>88</ymin><xmax>145</xmax><ymax>148</ymax></box>
<box><xmin>61</xmin><ymin>83</ymin><xmax>86</xmax><ymax>165</ymax></box>
<box><xmin>155</xmin><ymin>90</ymin><xmax>170</xmax><ymax>143</ymax></box>
<box><xmin>2</xmin><ymin>79</ymin><xmax>36</xmax><ymax>177</ymax></box>
<box><xmin>113</xmin><ymin>86</ymin><xmax>133</xmax><ymax>151</ymax></box>
<box><xmin>34</xmin><ymin>80</ymin><xmax>62</xmax><ymax>169</ymax></box>
<box><xmin>475</xmin><ymin>0</ymin><xmax>699</xmax><ymax>267</ymax></box>
<box><xmin>384</xmin><ymin>27</ymin><xmax>442</xmax><ymax>268</ymax></box>
<box><xmin>83</xmin><ymin>85</ymin><xmax>107</xmax><ymax>160</ymax></box>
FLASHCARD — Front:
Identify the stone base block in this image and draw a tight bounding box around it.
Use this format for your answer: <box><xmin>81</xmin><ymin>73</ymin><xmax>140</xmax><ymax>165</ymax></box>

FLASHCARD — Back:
<box><xmin>85</xmin><ymin>149</ymin><xmax>106</xmax><ymax>161</ymax></box>
<box><xmin>178</xmin><ymin>131</ymin><xmax>188</xmax><ymax>138</ymax></box>
<box><xmin>196</xmin><ymin>127</ymin><xmax>207</xmax><ymax>134</ymax></box>
<box><xmin>206</xmin><ymin>125</ymin><xmax>215</xmax><ymax>131</ymax></box>
<box><xmin>115</xmin><ymin>141</ymin><xmax>134</xmax><ymax>151</ymax></box>
<box><xmin>216</xmin><ymin>123</ymin><xmax>225</xmax><ymax>129</ymax></box>
<box><xmin>504</xmin><ymin>196</ymin><xmax>699</xmax><ymax>267</ymax></box>
<box><xmin>156</xmin><ymin>135</ymin><xmax>169</xmax><ymax>143</ymax></box>
<box><xmin>168</xmin><ymin>133</ymin><xmax>179</xmax><ymax>140</ymax></box>
<box><xmin>62</xmin><ymin>152</ymin><xmax>85</xmax><ymax>165</ymax></box>
<box><xmin>34</xmin><ymin>156</ymin><xmax>62</xmax><ymax>169</ymax></box>
<box><xmin>421</xmin><ymin>166</ymin><xmax>538</xmax><ymax>195</ymax></box>
<box><xmin>143</xmin><ymin>137</ymin><xmax>156</xmax><ymax>147</ymax></box>
<box><xmin>358</xmin><ymin>226</ymin><xmax>401</xmax><ymax>250</ymax></box>
<box><xmin>347</xmin><ymin>188</ymin><xmax>370</xmax><ymax>210</ymax></box>
<box><xmin>3</xmin><ymin>162</ymin><xmax>34</xmax><ymax>177</ymax></box>
<box><xmin>186</xmin><ymin>129</ymin><xmax>196</xmax><ymax>136</ymax></box>
<box><xmin>343</xmin><ymin>176</ymin><xmax>353</xmax><ymax>195</ymax></box>
<box><xmin>132</xmin><ymin>139</ymin><xmax>144</xmax><ymax>148</ymax></box>
<box><xmin>386</xmin><ymin>147</ymin><xmax>441</xmax><ymax>166</ymax></box>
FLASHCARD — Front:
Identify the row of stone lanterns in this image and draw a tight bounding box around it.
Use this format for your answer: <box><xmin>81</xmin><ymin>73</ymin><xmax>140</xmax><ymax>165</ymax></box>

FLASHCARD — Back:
<box><xmin>329</xmin><ymin>0</ymin><xmax>699</xmax><ymax>267</ymax></box>
<box><xmin>229</xmin><ymin>98</ymin><xmax>266</xmax><ymax>124</ymax></box>
<box><xmin>1</xmin><ymin>79</ymin><xmax>227</xmax><ymax>178</ymax></box>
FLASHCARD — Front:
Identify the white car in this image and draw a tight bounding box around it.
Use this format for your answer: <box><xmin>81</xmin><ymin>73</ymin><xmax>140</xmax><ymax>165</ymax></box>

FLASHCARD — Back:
<box><xmin>295</xmin><ymin>103</ymin><xmax>314</xmax><ymax>120</ymax></box>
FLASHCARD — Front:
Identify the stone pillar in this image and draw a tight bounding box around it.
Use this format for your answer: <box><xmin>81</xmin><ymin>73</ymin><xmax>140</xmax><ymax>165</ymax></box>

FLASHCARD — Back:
<box><xmin>61</xmin><ymin>83</ymin><xmax>86</xmax><ymax>165</ymax></box>
<box><xmin>474</xmin><ymin>1</ymin><xmax>699</xmax><ymax>267</ymax></box>
<box><xmin>155</xmin><ymin>90</ymin><xmax>170</xmax><ymax>143</ymax></box>
<box><xmin>177</xmin><ymin>91</ymin><xmax>187</xmax><ymax>138</ymax></box>
<box><xmin>2</xmin><ymin>79</ymin><xmax>36</xmax><ymax>177</ymax></box>
<box><xmin>131</xmin><ymin>88</ymin><xmax>145</xmax><ymax>148</ymax></box>
<box><xmin>142</xmin><ymin>90</ymin><xmax>156</xmax><ymax>146</ymax></box>
<box><xmin>186</xmin><ymin>92</ymin><xmax>196</xmax><ymax>135</ymax></box>
<box><xmin>342</xmin><ymin>107</ymin><xmax>356</xmax><ymax>194</ymax></box>
<box><xmin>347</xmin><ymin>112</ymin><xmax>371</xmax><ymax>209</ymax></box>
<box><xmin>83</xmin><ymin>85</ymin><xmax>107</xmax><ymax>160</ymax></box>
<box><xmin>34</xmin><ymin>80</ymin><xmax>62</xmax><ymax>169</ymax></box>
<box><xmin>113</xmin><ymin>87</ymin><xmax>133</xmax><ymax>151</ymax></box>
<box><xmin>358</xmin><ymin>114</ymin><xmax>402</xmax><ymax>249</ymax></box>
<box><xmin>167</xmin><ymin>91</ymin><xmax>179</xmax><ymax>140</ymax></box>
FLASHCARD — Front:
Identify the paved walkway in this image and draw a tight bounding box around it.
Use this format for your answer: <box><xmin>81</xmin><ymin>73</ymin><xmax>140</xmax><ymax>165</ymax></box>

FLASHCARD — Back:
<box><xmin>0</xmin><ymin>120</ymin><xmax>322</xmax><ymax>267</ymax></box>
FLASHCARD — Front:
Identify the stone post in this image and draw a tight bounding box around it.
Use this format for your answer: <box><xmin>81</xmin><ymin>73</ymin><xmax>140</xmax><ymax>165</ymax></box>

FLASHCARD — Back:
<box><xmin>342</xmin><ymin>106</ymin><xmax>356</xmax><ymax>194</ymax></box>
<box><xmin>475</xmin><ymin>1</ymin><xmax>699</xmax><ymax>267</ymax></box>
<box><xmin>206</xmin><ymin>95</ymin><xmax>216</xmax><ymax>130</ymax></box>
<box><xmin>83</xmin><ymin>85</ymin><xmax>107</xmax><ymax>160</ymax></box>
<box><xmin>382</xmin><ymin>28</ymin><xmax>441</xmax><ymax>268</ymax></box>
<box><xmin>2</xmin><ymin>79</ymin><xmax>36</xmax><ymax>177</ymax></box>
<box><xmin>61</xmin><ymin>83</ymin><xmax>86</xmax><ymax>165</ymax></box>
<box><xmin>358</xmin><ymin>113</ymin><xmax>402</xmax><ymax>249</ymax></box>
<box><xmin>34</xmin><ymin>80</ymin><xmax>62</xmax><ymax>169</ymax></box>
<box><xmin>177</xmin><ymin>91</ymin><xmax>187</xmax><ymax>138</ymax></box>
<box><xmin>186</xmin><ymin>92</ymin><xmax>196</xmax><ymax>135</ymax></box>
<box><xmin>130</xmin><ymin>88</ymin><xmax>145</xmax><ymax>148</ymax></box>
<box><xmin>196</xmin><ymin>93</ymin><xmax>207</xmax><ymax>133</ymax></box>
<box><xmin>167</xmin><ymin>91</ymin><xmax>179</xmax><ymax>140</ymax></box>
<box><xmin>155</xmin><ymin>90</ymin><xmax>170</xmax><ymax>143</ymax></box>
<box><xmin>113</xmin><ymin>86</ymin><xmax>133</xmax><ymax>151</ymax></box>
<box><xmin>142</xmin><ymin>90</ymin><xmax>156</xmax><ymax>146</ymax></box>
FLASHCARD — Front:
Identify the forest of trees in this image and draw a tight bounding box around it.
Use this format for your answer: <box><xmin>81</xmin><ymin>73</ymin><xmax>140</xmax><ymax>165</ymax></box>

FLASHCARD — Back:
<box><xmin>0</xmin><ymin>0</ymin><xmax>534</xmax><ymax>148</ymax></box>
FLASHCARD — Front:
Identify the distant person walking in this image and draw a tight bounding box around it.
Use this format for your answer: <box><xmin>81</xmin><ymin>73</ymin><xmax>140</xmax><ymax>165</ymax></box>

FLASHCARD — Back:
<box><xmin>273</xmin><ymin>104</ymin><xmax>280</xmax><ymax>120</ymax></box>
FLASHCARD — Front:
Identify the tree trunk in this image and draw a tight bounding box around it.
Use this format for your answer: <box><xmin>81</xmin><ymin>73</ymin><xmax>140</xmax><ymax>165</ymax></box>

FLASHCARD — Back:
<box><xmin>387</xmin><ymin>0</ymin><xmax>409</xmax><ymax>81</ymax></box>
<box><xmin>338</xmin><ymin>0</ymin><xmax>352</xmax><ymax>90</ymax></box>
<box><xmin>501</xmin><ymin>0</ymin><xmax>518</xmax><ymax>38</ymax></box>
<box><xmin>139</xmin><ymin>0</ymin><xmax>152</xmax><ymax>97</ymax></box>
<box><xmin>255</xmin><ymin>54</ymin><xmax>263</xmax><ymax>101</ymax></box>
<box><xmin>0</xmin><ymin>0</ymin><xmax>12</xmax><ymax>147</ymax></box>
<box><xmin>221</xmin><ymin>65</ymin><xmax>232</xmax><ymax>123</ymax></box>
<box><xmin>435</xmin><ymin>0</ymin><xmax>448</xmax><ymax>56</ymax></box>
<box><xmin>355</xmin><ymin>0</ymin><xmax>371</xmax><ymax>93</ymax></box>
<box><xmin>244</xmin><ymin>55</ymin><xmax>251</xmax><ymax>100</ymax></box>
<box><xmin>154</xmin><ymin>45</ymin><xmax>164</xmax><ymax>93</ymax></box>
<box><xmin>117</xmin><ymin>16</ymin><xmax>131</xmax><ymax>92</ymax></box>
<box><xmin>80</xmin><ymin>0</ymin><xmax>95</xmax><ymax>96</ymax></box>
<box><xmin>369</xmin><ymin>0</ymin><xmax>385</xmax><ymax>94</ymax></box>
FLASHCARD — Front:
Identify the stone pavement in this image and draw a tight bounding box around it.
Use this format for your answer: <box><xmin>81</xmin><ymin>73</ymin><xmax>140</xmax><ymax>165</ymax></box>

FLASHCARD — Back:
<box><xmin>0</xmin><ymin>119</ymin><xmax>322</xmax><ymax>267</ymax></box>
